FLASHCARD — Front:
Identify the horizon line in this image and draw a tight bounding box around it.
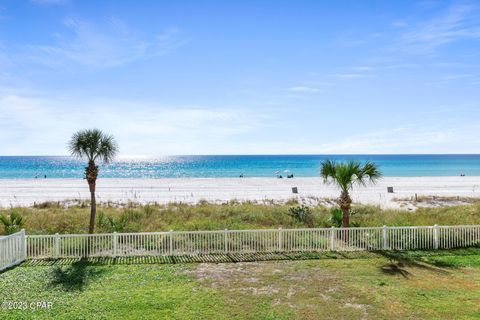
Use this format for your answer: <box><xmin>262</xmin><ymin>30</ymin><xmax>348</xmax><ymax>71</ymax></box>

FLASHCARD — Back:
<box><xmin>1</xmin><ymin>153</ymin><xmax>480</xmax><ymax>158</ymax></box>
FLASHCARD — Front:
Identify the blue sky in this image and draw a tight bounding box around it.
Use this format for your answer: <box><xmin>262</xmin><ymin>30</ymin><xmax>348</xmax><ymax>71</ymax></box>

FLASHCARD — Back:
<box><xmin>0</xmin><ymin>0</ymin><xmax>479</xmax><ymax>156</ymax></box>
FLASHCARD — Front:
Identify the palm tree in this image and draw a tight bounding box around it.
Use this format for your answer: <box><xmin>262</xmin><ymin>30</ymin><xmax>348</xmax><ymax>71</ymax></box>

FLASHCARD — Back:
<box><xmin>320</xmin><ymin>159</ymin><xmax>381</xmax><ymax>228</ymax></box>
<box><xmin>69</xmin><ymin>129</ymin><xmax>118</xmax><ymax>234</ymax></box>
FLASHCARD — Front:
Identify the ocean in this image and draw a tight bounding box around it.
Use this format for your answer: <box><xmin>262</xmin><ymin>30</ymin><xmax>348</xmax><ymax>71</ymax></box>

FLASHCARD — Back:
<box><xmin>0</xmin><ymin>155</ymin><xmax>479</xmax><ymax>179</ymax></box>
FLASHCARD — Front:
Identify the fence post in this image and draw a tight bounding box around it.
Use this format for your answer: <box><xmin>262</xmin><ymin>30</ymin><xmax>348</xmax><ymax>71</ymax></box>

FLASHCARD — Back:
<box><xmin>330</xmin><ymin>226</ymin><xmax>335</xmax><ymax>251</ymax></box>
<box><xmin>55</xmin><ymin>233</ymin><xmax>60</xmax><ymax>258</ymax></box>
<box><xmin>22</xmin><ymin>229</ymin><xmax>27</xmax><ymax>260</ymax></box>
<box><xmin>382</xmin><ymin>225</ymin><xmax>388</xmax><ymax>250</ymax></box>
<box><xmin>169</xmin><ymin>230</ymin><xmax>173</xmax><ymax>256</ymax></box>
<box><xmin>278</xmin><ymin>227</ymin><xmax>283</xmax><ymax>252</ymax></box>
<box><xmin>224</xmin><ymin>229</ymin><xmax>228</xmax><ymax>253</ymax></box>
<box><xmin>433</xmin><ymin>224</ymin><xmax>439</xmax><ymax>249</ymax></box>
<box><xmin>113</xmin><ymin>232</ymin><xmax>117</xmax><ymax>257</ymax></box>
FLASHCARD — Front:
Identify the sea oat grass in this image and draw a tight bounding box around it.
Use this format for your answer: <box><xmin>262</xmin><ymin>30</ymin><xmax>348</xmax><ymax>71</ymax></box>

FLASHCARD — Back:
<box><xmin>1</xmin><ymin>201</ymin><xmax>480</xmax><ymax>235</ymax></box>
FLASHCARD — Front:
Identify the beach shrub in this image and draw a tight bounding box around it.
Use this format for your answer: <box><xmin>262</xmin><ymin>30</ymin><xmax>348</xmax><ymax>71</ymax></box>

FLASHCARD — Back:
<box><xmin>288</xmin><ymin>205</ymin><xmax>314</xmax><ymax>227</ymax></box>
<box><xmin>329</xmin><ymin>207</ymin><xmax>361</xmax><ymax>227</ymax></box>
<box><xmin>329</xmin><ymin>208</ymin><xmax>343</xmax><ymax>227</ymax></box>
<box><xmin>3</xmin><ymin>201</ymin><xmax>480</xmax><ymax>234</ymax></box>
<box><xmin>143</xmin><ymin>204</ymin><xmax>155</xmax><ymax>217</ymax></box>
<box><xmin>123</xmin><ymin>208</ymin><xmax>143</xmax><ymax>222</ymax></box>
<box><xmin>96</xmin><ymin>211</ymin><xmax>127</xmax><ymax>232</ymax></box>
<box><xmin>0</xmin><ymin>211</ymin><xmax>25</xmax><ymax>234</ymax></box>
<box><xmin>285</xmin><ymin>198</ymin><xmax>299</xmax><ymax>206</ymax></box>
<box><xmin>96</xmin><ymin>211</ymin><xmax>106</xmax><ymax>228</ymax></box>
<box><xmin>104</xmin><ymin>215</ymin><xmax>128</xmax><ymax>233</ymax></box>
<box><xmin>33</xmin><ymin>201</ymin><xmax>62</xmax><ymax>209</ymax></box>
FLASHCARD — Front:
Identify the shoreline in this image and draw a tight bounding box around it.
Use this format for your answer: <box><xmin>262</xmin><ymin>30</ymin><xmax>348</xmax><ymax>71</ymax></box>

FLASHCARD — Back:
<box><xmin>1</xmin><ymin>174</ymin><xmax>478</xmax><ymax>180</ymax></box>
<box><xmin>1</xmin><ymin>176</ymin><xmax>480</xmax><ymax>209</ymax></box>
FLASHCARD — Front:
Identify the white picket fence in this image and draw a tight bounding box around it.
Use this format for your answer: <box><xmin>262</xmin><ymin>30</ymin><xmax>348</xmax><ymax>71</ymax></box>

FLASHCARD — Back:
<box><xmin>25</xmin><ymin>225</ymin><xmax>480</xmax><ymax>259</ymax></box>
<box><xmin>0</xmin><ymin>230</ymin><xmax>26</xmax><ymax>271</ymax></box>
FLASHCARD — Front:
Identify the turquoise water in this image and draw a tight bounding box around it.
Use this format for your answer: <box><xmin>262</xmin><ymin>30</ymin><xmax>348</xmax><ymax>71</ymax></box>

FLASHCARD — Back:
<box><xmin>0</xmin><ymin>155</ymin><xmax>479</xmax><ymax>178</ymax></box>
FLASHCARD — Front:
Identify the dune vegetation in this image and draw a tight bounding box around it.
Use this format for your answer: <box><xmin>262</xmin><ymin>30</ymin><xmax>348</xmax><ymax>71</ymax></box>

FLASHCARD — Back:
<box><xmin>1</xmin><ymin>200</ymin><xmax>480</xmax><ymax>235</ymax></box>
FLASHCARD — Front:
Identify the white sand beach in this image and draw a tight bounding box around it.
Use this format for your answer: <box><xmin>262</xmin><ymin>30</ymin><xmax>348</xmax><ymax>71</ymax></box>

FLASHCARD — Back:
<box><xmin>1</xmin><ymin>176</ymin><xmax>480</xmax><ymax>208</ymax></box>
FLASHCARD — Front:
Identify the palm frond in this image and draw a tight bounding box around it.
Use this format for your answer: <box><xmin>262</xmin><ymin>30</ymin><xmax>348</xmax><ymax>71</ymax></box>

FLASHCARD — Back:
<box><xmin>320</xmin><ymin>159</ymin><xmax>337</xmax><ymax>182</ymax></box>
<box><xmin>68</xmin><ymin>129</ymin><xmax>118</xmax><ymax>164</ymax></box>
<box><xmin>320</xmin><ymin>159</ymin><xmax>382</xmax><ymax>191</ymax></box>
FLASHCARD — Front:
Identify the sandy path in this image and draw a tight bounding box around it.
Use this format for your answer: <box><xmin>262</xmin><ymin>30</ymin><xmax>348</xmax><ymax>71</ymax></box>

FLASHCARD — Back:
<box><xmin>1</xmin><ymin>177</ymin><xmax>480</xmax><ymax>208</ymax></box>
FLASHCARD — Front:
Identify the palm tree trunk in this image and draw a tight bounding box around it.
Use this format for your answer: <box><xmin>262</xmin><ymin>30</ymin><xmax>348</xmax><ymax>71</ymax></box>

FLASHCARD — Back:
<box><xmin>88</xmin><ymin>187</ymin><xmax>96</xmax><ymax>234</ymax></box>
<box><xmin>85</xmin><ymin>185</ymin><xmax>96</xmax><ymax>257</ymax></box>
<box><xmin>85</xmin><ymin>160</ymin><xmax>98</xmax><ymax>235</ymax></box>
<box><xmin>341</xmin><ymin>206</ymin><xmax>349</xmax><ymax>228</ymax></box>
<box><xmin>338</xmin><ymin>190</ymin><xmax>352</xmax><ymax>228</ymax></box>
<box><xmin>338</xmin><ymin>190</ymin><xmax>352</xmax><ymax>243</ymax></box>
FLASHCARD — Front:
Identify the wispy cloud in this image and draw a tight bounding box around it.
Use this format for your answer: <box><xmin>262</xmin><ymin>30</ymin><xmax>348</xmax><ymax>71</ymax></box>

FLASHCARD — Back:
<box><xmin>336</xmin><ymin>32</ymin><xmax>383</xmax><ymax>47</ymax></box>
<box><xmin>352</xmin><ymin>66</ymin><xmax>373</xmax><ymax>71</ymax></box>
<box><xmin>392</xmin><ymin>21</ymin><xmax>408</xmax><ymax>28</ymax></box>
<box><xmin>329</xmin><ymin>65</ymin><xmax>375</xmax><ymax>79</ymax></box>
<box><xmin>330</xmin><ymin>73</ymin><xmax>366</xmax><ymax>79</ymax></box>
<box><xmin>30</xmin><ymin>0</ymin><xmax>67</xmax><ymax>5</ymax></box>
<box><xmin>318</xmin><ymin>124</ymin><xmax>480</xmax><ymax>154</ymax></box>
<box><xmin>0</xmin><ymin>6</ymin><xmax>6</xmax><ymax>20</ymax></box>
<box><xmin>0</xmin><ymin>93</ymin><xmax>269</xmax><ymax>155</ymax></box>
<box><xmin>22</xmin><ymin>17</ymin><xmax>187</xmax><ymax>70</ymax></box>
<box><xmin>429</xmin><ymin>73</ymin><xmax>480</xmax><ymax>87</ymax></box>
<box><xmin>288</xmin><ymin>86</ymin><xmax>319</xmax><ymax>93</ymax></box>
<box><xmin>395</xmin><ymin>2</ymin><xmax>480</xmax><ymax>54</ymax></box>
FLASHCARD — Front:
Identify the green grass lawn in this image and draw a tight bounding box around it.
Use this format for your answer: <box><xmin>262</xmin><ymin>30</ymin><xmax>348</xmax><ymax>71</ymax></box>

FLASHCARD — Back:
<box><xmin>1</xmin><ymin>248</ymin><xmax>480</xmax><ymax>319</ymax></box>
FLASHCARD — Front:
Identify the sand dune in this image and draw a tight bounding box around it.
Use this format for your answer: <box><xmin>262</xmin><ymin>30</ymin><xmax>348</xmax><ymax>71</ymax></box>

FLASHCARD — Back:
<box><xmin>1</xmin><ymin>176</ymin><xmax>480</xmax><ymax>208</ymax></box>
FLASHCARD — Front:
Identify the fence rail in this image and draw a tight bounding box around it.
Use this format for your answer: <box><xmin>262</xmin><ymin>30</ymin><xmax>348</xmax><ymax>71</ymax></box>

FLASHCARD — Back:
<box><xmin>25</xmin><ymin>225</ymin><xmax>480</xmax><ymax>259</ymax></box>
<box><xmin>0</xmin><ymin>230</ymin><xmax>26</xmax><ymax>271</ymax></box>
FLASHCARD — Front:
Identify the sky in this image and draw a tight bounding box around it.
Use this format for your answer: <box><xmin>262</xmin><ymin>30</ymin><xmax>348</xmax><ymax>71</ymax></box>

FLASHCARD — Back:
<box><xmin>0</xmin><ymin>0</ymin><xmax>479</xmax><ymax>156</ymax></box>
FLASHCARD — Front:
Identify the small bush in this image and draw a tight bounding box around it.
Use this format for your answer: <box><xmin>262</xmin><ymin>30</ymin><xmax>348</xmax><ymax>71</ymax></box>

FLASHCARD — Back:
<box><xmin>96</xmin><ymin>211</ymin><xmax>106</xmax><ymax>228</ymax></box>
<box><xmin>123</xmin><ymin>208</ymin><xmax>143</xmax><ymax>222</ymax></box>
<box><xmin>329</xmin><ymin>207</ymin><xmax>361</xmax><ymax>227</ymax></box>
<box><xmin>143</xmin><ymin>204</ymin><xmax>155</xmax><ymax>217</ymax></box>
<box><xmin>33</xmin><ymin>201</ymin><xmax>61</xmax><ymax>209</ymax></box>
<box><xmin>329</xmin><ymin>208</ymin><xmax>343</xmax><ymax>227</ymax></box>
<box><xmin>288</xmin><ymin>205</ymin><xmax>314</xmax><ymax>227</ymax></box>
<box><xmin>105</xmin><ymin>215</ymin><xmax>128</xmax><ymax>232</ymax></box>
<box><xmin>0</xmin><ymin>212</ymin><xmax>25</xmax><ymax>234</ymax></box>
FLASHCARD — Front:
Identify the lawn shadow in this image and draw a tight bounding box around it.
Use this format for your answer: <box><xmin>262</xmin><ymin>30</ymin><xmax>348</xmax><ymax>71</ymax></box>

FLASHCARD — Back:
<box><xmin>380</xmin><ymin>262</ymin><xmax>411</xmax><ymax>278</ymax></box>
<box><xmin>376</xmin><ymin>251</ymin><xmax>452</xmax><ymax>277</ymax></box>
<box><xmin>49</xmin><ymin>258</ymin><xmax>107</xmax><ymax>292</ymax></box>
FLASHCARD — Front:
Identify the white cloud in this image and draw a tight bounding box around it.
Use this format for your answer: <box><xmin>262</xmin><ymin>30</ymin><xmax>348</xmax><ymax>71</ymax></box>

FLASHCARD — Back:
<box><xmin>1</xmin><ymin>90</ymin><xmax>480</xmax><ymax>155</ymax></box>
<box><xmin>30</xmin><ymin>0</ymin><xmax>67</xmax><ymax>5</ymax></box>
<box><xmin>318</xmin><ymin>125</ymin><xmax>480</xmax><ymax>154</ymax></box>
<box><xmin>330</xmin><ymin>73</ymin><xmax>366</xmax><ymax>79</ymax></box>
<box><xmin>0</xmin><ymin>93</ymin><xmax>269</xmax><ymax>155</ymax></box>
<box><xmin>352</xmin><ymin>66</ymin><xmax>373</xmax><ymax>71</ymax></box>
<box><xmin>22</xmin><ymin>17</ymin><xmax>187</xmax><ymax>70</ymax></box>
<box><xmin>288</xmin><ymin>86</ymin><xmax>319</xmax><ymax>93</ymax></box>
<box><xmin>392</xmin><ymin>21</ymin><xmax>408</xmax><ymax>28</ymax></box>
<box><xmin>395</xmin><ymin>3</ymin><xmax>480</xmax><ymax>54</ymax></box>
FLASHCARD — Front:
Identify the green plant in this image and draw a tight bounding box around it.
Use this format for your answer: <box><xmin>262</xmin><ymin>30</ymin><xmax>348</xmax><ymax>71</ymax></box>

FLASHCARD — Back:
<box><xmin>321</xmin><ymin>159</ymin><xmax>381</xmax><ymax>227</ymax></box>
<box><xmin>123</xmin><ymin>208</ymin><xmax>143</xmax><ymax>222</ymax></box>
<box><xmin>143</xmin><ymin>204</ymin><xmax>155</xmax><ymax>217</ymax></box>
<box><xmin>329</xmin><ymin>208</ymin><xmax>343</xmax><ymax>227</ymax></box>
<box><xmin>69</xmin><ymin>128</ymin><xmax>118</xmax><ymax>234</ymax></box>
<box><xmin>329</xmin><ymin>208</ymin><xmax>361</xmax><ymax>227</ymax></box>
<box><xmin>104</xmin><ymin>215</ymin><xmax>128</xmax><ymax>233</ymax></box>
<box><xmin>0</xmin><ymin>212</ymin><xmax>25</xmax><ymax>234</ymax></box>
<box><xmin>288</xmin><ymin>205</ymin><xmax>314</xmax><ymax>227</ymax></box>
<box><xmin>350</xmin><ymin>221</ymin><xmax>361</xmax><ymax>227</ymax></box>
<box><xmin>96</xmin><ymin>211</ymin><xmax>106</xmax><ymax>228</ymax></box>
